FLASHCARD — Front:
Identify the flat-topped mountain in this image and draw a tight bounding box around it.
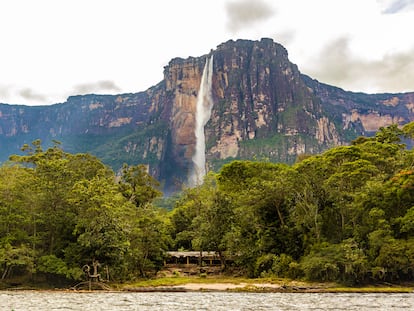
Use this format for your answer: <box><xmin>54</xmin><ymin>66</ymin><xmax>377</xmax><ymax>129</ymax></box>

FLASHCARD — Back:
<box><xmin>1</xmin><ymin>38</ymin><xmax>413</xmax><ymax>192</ymax></box>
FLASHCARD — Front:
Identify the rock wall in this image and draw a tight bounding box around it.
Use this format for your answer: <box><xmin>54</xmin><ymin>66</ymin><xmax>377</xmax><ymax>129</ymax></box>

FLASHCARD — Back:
<box><xmin>1</xmin><ymin>38</ymin><xmax>414</xmax><ymax>191</ymax></box>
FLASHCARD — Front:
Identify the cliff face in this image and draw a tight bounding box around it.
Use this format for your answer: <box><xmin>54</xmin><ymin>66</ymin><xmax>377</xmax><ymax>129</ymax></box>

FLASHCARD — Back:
<box><xmin>1</xmin><ymin>38</ymin><xmax>414</xmax><ymax>192</ymax></box>
<box><xmin>302</xmin><ymin>75</ymin><xmax>414</xmax><ymax>131</ymax></box>
<box><xmin>163</xmin><ymin>57</ymin><xmax>204</xmax><ymax>178</ymax></box>
<box><xmin>206</xmin><ymin>39</ymin><xmax>340</xmax><ymax>168</ymax></box>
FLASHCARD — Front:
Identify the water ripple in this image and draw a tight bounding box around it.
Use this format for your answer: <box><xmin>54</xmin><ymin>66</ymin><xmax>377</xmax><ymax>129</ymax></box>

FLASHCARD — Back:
<box><xmin>1</xmin><ymin>291</ymin><xmax>413</xmax><ymax>311</ymax></box>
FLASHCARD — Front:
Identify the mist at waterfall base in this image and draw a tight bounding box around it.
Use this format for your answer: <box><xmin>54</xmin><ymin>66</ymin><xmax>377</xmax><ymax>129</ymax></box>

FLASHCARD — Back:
<box><xmin>189</xmin><ymin>55</ymin><xmax>214</xmax><ymax>187</ymax></box>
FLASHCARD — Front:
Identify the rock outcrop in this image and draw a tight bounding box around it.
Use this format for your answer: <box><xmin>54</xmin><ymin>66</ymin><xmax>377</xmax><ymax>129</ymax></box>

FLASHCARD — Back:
<box><xmin>1</xmin><ymin>38</ymin><xmax>414</xmax><ymax>192</ymax></box>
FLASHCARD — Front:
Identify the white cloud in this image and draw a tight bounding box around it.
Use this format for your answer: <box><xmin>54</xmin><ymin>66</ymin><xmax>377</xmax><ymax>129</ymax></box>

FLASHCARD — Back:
<box><xmin>0</xmin><ymin>85</ymin><xmax>10</xmax><ymax>103</ymax></box>
<box><xmin>72</xmin><ymin>81</ymin><xmax>121</xmax><ymax>95</ymax></box>
<box><xmin>0</xmin><ymin>0</ymin><xmax>413</xmax><ymax>105</ymax></box>
<box><xmin>18</xmin><ymin>88</ymin><xmax>47</xmax><ymax>102</ymax></box>
<box><xmin>378</xmin><ymin>0</ymin><xmax>414</xmax><ymax>13</ymax></box>
<box><xmin>226</xmin><ymin>0</ymin><xmax>276</xmax><ymax>32</ymax></box>
<box><xmin>303</xmin><ymin>37</ymin><xmax>414</xmax><ymax>93</ymax></box>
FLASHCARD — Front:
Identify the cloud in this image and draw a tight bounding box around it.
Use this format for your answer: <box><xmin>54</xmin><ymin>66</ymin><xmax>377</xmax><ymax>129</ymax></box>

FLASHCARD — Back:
<box><xmin>378</xmin><ymin>0</ymin><xmax>414</xmax><ymax>14</ymax></box>
<box><xmin>72</xmin><ymin>80</ymin><xmax>121</xmax><ymax>94</ymax></box>
<box><xmin>18</xmin><ymin>88</ymin><xmax>47</xmax><ymax>102</ymax></box>
<box><xmin>305</xmin><ymin>37</ymin><xmax>354</xmax><ymax>86</ymax></box>
<box><xmin>272</xmin><ymin>30</ymin><xmax>296</xmax><ymax>47</ymax></box>
<box><xmin>0</xmin><ymin>85</ymin><xmax>10</xmax><ymax>102</ymax></box>
<box><xmin>226</xmin><ymin>0</ymin><xmax>275</xmax><ymax>33</ymax></box>
<box><xmin>303</xmin><ymin>36</ymin><xmax>414</xmax><ymax>93</ymax></box>
<box><xmin>375</xmin><ymin>49</ymin><xmax>414</xmax><ymax>92</ymax></box>
<box><xmin>0</xmin><ymin>86</ymin><xmax>49</xmax><ymax>105</ymax></box>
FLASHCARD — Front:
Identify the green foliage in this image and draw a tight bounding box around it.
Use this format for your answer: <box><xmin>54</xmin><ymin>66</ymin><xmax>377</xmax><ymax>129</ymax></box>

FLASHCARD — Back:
<box><xmin>125</xmin><ymin>204</ymin><xmax>170</xmax><ymax>278</ymax></box>
<box><xmin>70</xmin><ymin>174</ymin><xmax>131</xmax><ymax>268</ymax></box>
<box><xmin>37</xmin><ymin>255</ymin><xmax>83</xmax><ymax>280</ymax></box>
<box><xmin>374</xmin><ymin>124</ymin><xmax>404</xmax><ymax>145</ymax></box>
<box><xmin>169</xmin><ymin>122</ymin><xmax>414</xmax><ymax>284</ymax></box>
<box><xmin>62</xmin><ymin>122</ymin><xmax>169</xmax><ymax>171</ymax></box>
<box><xmin>119</xmin><ymin>164</ymin><xmax>162</xmax><ymax>207</ymax></box>
<box><xmin>398</xmin><ymin>207</ymin><xmax>414</xmax><ymax>236</ymax></box>
<box><xmin>0</xmin><ymin>140</ymin><xmax>168</xmax><ymax>283</ymax></box>
<box><xmin>168</xmin><ymin>173</ymin><xmax>232</xmax><ymax>269</ymax></box>
<box><xmin>215</xmin><ymin>161</ymin><xmax>303</xmax><ymax>275</ymax></box>
<box><xmin>2</xmin><ymin>122</ymin><xmax>414</xmax><ymax>286</ymax></box>
<box><xmin>373</xmin><ymin>238</ymin><xmax>414</xmax><ymax>281</ymax></box>
<box><xmin>0</xmin><ymin>243</ymin><xmax>34</xmax><ymax>280</ymax></box>
<box><xmin>300</xmin><ymin>239</ymin><xmax>369</xmax><ymax>284</ymax></box>
<box><xmin>300</xmin><ymin>244</ymin><xmax>340</xmax><ymax>282</ymax></box>
<box><xmin>254</xmin><ymin>253</ymin><xmax>299</xmax><ymax>279</ymax></box>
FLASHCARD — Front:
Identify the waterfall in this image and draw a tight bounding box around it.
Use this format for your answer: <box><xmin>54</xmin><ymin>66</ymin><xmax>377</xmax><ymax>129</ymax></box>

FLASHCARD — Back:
<box><xmin>189</xmin><ymin>55</ymin><xmax>214</xmax><ymax>187</ymax></box>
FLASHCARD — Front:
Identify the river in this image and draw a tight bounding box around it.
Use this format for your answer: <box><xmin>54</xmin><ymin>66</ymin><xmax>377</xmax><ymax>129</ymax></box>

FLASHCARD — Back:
<box><xmin>1</xmin><ymin>291</ymin><xmax>413</xmax><ymax>310</ymax></box>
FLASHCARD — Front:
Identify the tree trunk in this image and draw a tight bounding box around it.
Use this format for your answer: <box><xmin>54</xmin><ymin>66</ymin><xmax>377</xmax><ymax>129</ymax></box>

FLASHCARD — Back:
<box><xmin>1</xmin><ymin>265</ymin><xmax>10</xmax><ymax>280</ymax></box>
<box><xmin>218</xmin><ymin>250</ymin><xmax>226</xmax><ymax>271</ymax></box>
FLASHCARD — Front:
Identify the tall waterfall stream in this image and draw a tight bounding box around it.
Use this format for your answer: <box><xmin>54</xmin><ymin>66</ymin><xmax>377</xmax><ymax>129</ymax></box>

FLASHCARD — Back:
<box><xmin>189</xmin><ymin>55</ymin><xmax>214</xmax><ymax>187</ymax></box>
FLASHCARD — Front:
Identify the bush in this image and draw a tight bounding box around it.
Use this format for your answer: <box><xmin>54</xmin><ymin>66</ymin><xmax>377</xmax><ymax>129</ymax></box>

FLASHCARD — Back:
<box><xmin>300</xmin><ymin>255</ymin><xmax>339</xmax><ymax>281</ymax></box>
<box><xmin>255</xmin><ymin>254</ymin><xmax>277</xmax><ymax>277</ymax></box>
<box><xmin>36</xmin><ymin>255</ymin><xmax>83</xmax><ymax>280</ymax></box>
<box><xmin>271</xmin><ymin>254</ymin><xmax>295</xmax><ymax>277</ymax></box>
<box><xmin>254</xmin><ymin>253</ymin><xmax>301</xmax><ymax>278</ymax></box>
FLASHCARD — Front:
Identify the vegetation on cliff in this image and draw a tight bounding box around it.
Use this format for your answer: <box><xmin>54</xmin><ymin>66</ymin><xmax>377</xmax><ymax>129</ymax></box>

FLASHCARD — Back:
<box><xmin>2</xmin><ymin>123</ymin><xmax>414</xmax><ymax>287</ymax></box>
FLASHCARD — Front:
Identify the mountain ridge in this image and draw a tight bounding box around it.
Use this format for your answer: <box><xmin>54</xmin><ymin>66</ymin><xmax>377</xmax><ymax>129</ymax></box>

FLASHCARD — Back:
<box><xmin>1</xmin><ymin>38</ymin><xmax>413</xmax><ymax>192</ymax></box>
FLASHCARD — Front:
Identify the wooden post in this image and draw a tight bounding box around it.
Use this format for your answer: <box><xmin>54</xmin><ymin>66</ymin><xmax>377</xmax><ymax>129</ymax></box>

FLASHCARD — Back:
<box><xmin>105</xmin><ymin>265</ymin><xmax>109</xmax><ymax>281</ymax></box>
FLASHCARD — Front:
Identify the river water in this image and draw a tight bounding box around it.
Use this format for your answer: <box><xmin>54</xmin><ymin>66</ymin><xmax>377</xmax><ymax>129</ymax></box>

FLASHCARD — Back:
<box><xmin>1</xmin><ymin>291</ymin><xmax>413</xmax><ymax>310</ymax></box>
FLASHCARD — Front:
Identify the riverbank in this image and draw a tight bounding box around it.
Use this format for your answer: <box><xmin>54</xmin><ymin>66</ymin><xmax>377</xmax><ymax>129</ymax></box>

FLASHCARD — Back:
<box><xmin>120</xmin><ymin>277</ymin><xmax>414</xmax><ymax>293</ymax></box>
<box><xmin>2</xmin><ymin>276</ymin><xmax>413</xmax><ymax>293</ymax></box>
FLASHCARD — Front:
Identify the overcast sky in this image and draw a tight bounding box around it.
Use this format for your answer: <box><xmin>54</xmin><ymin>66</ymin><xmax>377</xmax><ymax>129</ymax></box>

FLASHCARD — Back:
<box><xmin>1</xmin><ymin>0</ymin><xmax>414</xmax><ymax>106</ymax></box>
